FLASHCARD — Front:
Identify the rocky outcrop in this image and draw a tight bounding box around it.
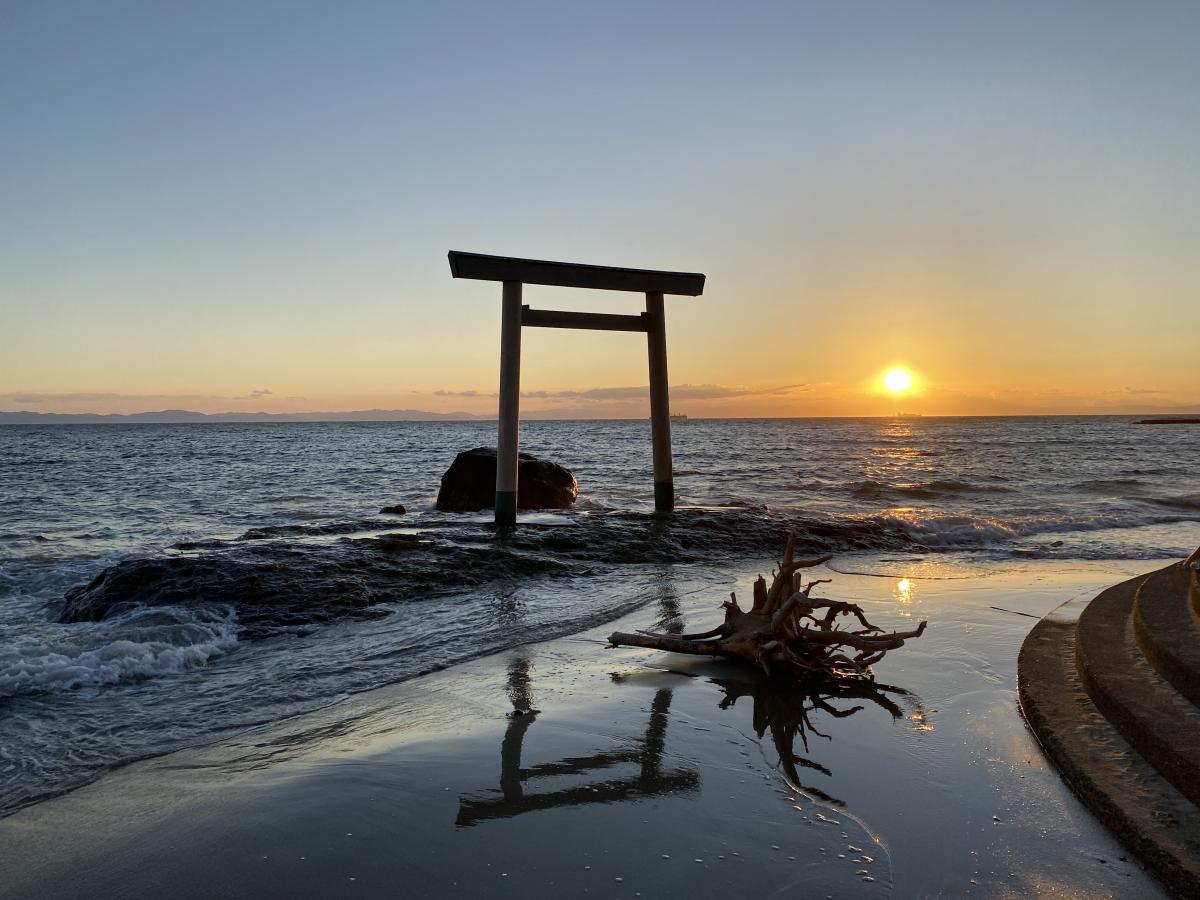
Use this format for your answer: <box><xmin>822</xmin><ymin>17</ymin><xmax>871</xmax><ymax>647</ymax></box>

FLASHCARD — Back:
<box><xmin>58</xmin><ymin>506</ymin><xmax>912</xmax><ymax>640</ymax></box>
<box><xmin>435</xmin><ymin>447</ymin><xmax>578</xmax><ymax>512</ymax></box>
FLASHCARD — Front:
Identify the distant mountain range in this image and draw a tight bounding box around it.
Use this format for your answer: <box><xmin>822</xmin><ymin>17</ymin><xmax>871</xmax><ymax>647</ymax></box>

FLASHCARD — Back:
<box><xmin>0</xmin><ymin>409</ymin><xmax>487</xmax><ymax>424</ymax></box>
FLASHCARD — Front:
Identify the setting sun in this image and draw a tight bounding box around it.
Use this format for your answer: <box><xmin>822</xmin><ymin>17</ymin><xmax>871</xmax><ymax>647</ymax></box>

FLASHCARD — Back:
<box><xmin>884</xmin><ymin>367</ymin><xmax>914</xmax><ymax>394</ymax></box>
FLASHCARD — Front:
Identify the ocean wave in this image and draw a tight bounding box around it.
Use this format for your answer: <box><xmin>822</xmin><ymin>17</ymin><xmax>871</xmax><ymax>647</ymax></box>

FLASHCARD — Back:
<box><xmin>0</xmin><ymin>533</ymin><xmax>51</xmax><ymax>543</ymax></box>
<box><xmin>1138</xmin><ymin>493</ymin><xmax>1200</xmax><ymax>511</ymax></box>
<box><xmin>237</xmin><ymin>519</ymin><xmax>398</xmax><ymax>540</ymax></box>
<box><xmin>876</xmin><ymin>507</ymin><xmax>1200</xmax><ymax>551</ymax></box>
<box><xmin>847</xmin><ymin>479</ymin><xmax>1014</xmax><ymax>502</ymax></box>
<box><xmin>1117</xmin><ymin>467</ymin><xmax>1189</xmax><ymax>478</ymax></box>
<box><xmin>795</xmin><ymin>479</ymin><xmax>841</xmax><ymax>492</ymax></box>
<box><xmin>0</xmin><ymin>605</ymin><xmax>239</xmax><ymax>698</ymax></box>
<box><xmin>1011</xmin><ymin>542</ymin><xmax>1192</xmax><ymax>561</ymax></box>
<box><xmin>876</xmin><ymin>511</ymin><xmax>1017</xmax><ymax>548</ymax></box>
<box><xmin>572</xmin><ymin>496</ymin><xmax>619</xmax><ymax>512</ymax></box>
<box><xmin>1069</xmin><ymin>478</ymin><xmax>1148</xmax><ymax>492</ymax></box>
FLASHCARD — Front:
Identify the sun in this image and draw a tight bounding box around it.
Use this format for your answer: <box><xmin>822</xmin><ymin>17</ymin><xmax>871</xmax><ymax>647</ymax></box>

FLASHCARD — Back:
<box><xmin>883</xmin><ymin>367</ymin><xmax>913</xmax><ymax>394</ymax></box>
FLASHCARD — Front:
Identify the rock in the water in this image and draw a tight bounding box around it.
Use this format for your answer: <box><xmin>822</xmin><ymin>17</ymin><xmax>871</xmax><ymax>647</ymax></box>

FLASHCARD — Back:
<box><xmin>436</xmin><ymin>447</ymin><xmax>578</xmax><ymax>512</ymax></box>
<box><xmin>379</xmin><ymin>504</ymin><xmax>407</xmax><ymax>515</ymax></box>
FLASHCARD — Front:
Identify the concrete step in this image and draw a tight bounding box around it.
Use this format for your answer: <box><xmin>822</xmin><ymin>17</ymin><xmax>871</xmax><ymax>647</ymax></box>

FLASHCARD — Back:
<box><xmin>1133</xmin><ymin>563</ymin><xmax>1200</xmax><ymax>708</ymax></box>
<box><xmin>1075</xmin><ymin>566</ymin><xmax>1200</xmax><ymax>809</ymax></box>
<box><xmin>1018</xmin><ymin>582</ymin><xmax>1200</xmax><ymax>897</ymax></box>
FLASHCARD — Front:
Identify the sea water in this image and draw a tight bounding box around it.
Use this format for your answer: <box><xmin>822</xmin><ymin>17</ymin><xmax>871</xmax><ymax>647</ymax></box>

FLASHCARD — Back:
<box><xmin>2</xmin><ymin>417</ymin><xmax>1198</xmax><ymax>815</ymax></box>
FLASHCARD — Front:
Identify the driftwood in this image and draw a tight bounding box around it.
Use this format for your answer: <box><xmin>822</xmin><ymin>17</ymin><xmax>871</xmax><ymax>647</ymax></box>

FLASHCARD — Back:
<box><xmin>609</xmin><ymin>533</ymin><xmax>926</xmax><ymax>679</ymax></box>
<box><xmin>1187</xmin><ymin>543</ymin><xmax>1200</xmax><ymax>570</ymax></box>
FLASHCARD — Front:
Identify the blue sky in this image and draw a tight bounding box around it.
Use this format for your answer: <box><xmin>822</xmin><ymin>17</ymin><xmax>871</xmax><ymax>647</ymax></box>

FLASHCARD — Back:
<box><xmin>3</xmin><ymin>1</ymin><xmax>1198</xmax><ymax>416</ymax></box>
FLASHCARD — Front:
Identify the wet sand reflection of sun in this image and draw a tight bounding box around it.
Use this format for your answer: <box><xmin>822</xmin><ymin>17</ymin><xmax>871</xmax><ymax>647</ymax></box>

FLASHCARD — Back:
<box><xmin>910</xmin><ymin>711</ymin><xmax>935</xmax><ymax>732</ymax></box>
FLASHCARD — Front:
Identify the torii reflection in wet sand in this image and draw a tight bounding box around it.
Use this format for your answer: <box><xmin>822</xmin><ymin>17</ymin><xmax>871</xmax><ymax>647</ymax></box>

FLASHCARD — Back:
<box><xmin>456</xmin><ymin>655</ymin><xmax>699</xmax><ymax>827</ymax></box>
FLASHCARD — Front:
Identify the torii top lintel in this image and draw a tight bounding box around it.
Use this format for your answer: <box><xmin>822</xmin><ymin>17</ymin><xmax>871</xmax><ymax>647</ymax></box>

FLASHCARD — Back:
<box><xmin>448</xmin><ymin>251</ymin><xmax>705</xmax><ymax>297</ymax></box>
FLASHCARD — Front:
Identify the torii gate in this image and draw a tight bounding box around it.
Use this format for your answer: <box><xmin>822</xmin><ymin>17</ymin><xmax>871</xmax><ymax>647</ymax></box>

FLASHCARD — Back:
<box><xmin>448</xmin><ymin>251</ymin><xmax>706</xmax><ymax>526</ymax></box>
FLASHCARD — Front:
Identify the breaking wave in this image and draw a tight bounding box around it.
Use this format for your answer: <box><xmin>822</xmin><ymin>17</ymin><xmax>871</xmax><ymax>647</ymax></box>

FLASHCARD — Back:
<box><xmin>879</xmin><ymin>508</ymin><xmax>1200</xmax><ymax>551</ymax></box>
<box><xmin>1</xmin><ymin>605</ymin><xmax>238</xmax><ymax>698</ymax></box>
<box><xmin>847</xmin><ymin>479</ymin><xmax>1015</xmax><ymax>502</ymax></box>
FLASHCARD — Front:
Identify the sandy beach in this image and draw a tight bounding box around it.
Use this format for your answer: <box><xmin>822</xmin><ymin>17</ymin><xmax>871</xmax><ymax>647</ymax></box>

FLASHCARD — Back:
<box><xmin>0</xmin><ymin>556</ymin><xmax>1172</xmax><ymax>899</ymax></box>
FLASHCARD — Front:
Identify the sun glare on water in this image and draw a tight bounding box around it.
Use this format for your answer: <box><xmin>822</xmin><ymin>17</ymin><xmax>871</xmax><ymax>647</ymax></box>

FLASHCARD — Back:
<box><xmin>883</xmin><ymin>367</ymin><xmax>913</xmax><ymax>394</ymax></box>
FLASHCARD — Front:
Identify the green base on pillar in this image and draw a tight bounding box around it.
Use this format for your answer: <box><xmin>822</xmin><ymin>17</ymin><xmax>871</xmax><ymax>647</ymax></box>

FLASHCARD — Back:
<box><xmin>495</xmin><ymin>490</ymin><xmax>517</xmax><ymax>526</ymax></box>
<box><xmin>654</xmin><ymin>480</ymin><xmax>675</xmax><ymax>512</ymax></box>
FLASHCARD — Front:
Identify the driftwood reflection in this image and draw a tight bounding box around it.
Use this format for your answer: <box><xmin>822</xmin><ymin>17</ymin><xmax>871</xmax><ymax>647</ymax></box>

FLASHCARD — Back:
<box><xmin>456</xmin><ymin>657</ymin><xmax>699</xmax><ymax>827</ymax></box>
<box><xmin>714</xmin><ymin>675</ymin><xmax>920</xmax><ymax>805</ymax></box>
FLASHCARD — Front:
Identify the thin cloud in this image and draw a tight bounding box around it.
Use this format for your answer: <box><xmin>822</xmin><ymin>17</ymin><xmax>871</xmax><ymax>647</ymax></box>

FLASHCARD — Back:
<box><xmin>6</xmin><ymin>388</ymin><xmax>284</xmax><ymax>405</ymax></box>
<box><xmin>7</xmin><ymin>391</ymin><xmax>223</xmax><ymax>403</ymax></box>
<box><xmin>516</xmin><ymin>383</ymin><xmax>810</xmax><ymax>402</ymax></box>
<box><xmin>10</xmin><ymin>392</ymin><xmax>126</xmax><ymax>403</ymax></box>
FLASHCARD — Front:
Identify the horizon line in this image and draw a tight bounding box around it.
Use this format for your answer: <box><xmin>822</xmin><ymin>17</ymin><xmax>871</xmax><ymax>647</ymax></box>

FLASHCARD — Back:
<box><xmin>3</xmin><ymin>408</ymin><xmax>1198</xmax><ymax>425</ymax></box>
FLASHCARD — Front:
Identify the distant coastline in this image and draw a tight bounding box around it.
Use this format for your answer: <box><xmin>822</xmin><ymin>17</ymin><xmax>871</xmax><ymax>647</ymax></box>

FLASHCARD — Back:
<box><xmin>0</xmin><ymin>409</ymin><xmax>485</xmax><ymax>425</ymax></box>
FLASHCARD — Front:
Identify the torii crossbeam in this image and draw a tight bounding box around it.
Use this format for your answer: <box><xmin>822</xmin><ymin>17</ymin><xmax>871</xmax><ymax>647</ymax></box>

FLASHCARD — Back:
<box><xmin>448</xmin><ymin>251</ymin><xmax>706</xmax><ymax>525</ymax></box>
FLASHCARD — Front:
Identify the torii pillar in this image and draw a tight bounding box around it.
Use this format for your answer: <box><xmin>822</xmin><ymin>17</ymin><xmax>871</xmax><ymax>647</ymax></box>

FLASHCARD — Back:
<box><xmin>448</xmin><ymin>251</ymin><xmax>706</xmax><ymax>526</ymax></box>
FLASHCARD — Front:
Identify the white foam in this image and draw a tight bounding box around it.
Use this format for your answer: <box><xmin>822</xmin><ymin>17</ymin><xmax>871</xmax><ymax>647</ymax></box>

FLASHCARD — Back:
<box><xmin>0</xmin><ymin>606</ymin><xmax>239</xmax><ymax>697</ymax></box>
<box><xmin>878</xmin><ymin>508</ymin><xmax>1200</xmax><ymax>551</ymax></box>
<box><xmin>876</xmin><ymin>510</ymin><xmax>1017</xmax><ymax>549</ymax></box>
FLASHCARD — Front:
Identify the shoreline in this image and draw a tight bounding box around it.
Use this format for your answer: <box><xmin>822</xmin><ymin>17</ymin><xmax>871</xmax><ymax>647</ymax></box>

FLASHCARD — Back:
<box><xmin>0</xmin><ymin>556</ymin><xmax>1175</xmax><ymax>898</ymax></box>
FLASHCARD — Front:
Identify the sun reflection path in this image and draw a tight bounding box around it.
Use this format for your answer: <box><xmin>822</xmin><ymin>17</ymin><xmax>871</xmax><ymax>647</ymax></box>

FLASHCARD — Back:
<box><xmin>890</xmin><ymin>575</ymin><xmax>928</xmax><ymax>620</ymax></box>
<box><xmin>909</xmin><ymin>710</ymin><xmax>935</xmax><ymax>733</ymax></box>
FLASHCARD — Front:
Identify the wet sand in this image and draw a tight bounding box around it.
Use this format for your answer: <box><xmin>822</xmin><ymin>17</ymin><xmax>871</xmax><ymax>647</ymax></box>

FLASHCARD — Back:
<box><xmin>0</xmin><ymin>557</ymin><xmax>1173</xmax><ymax>898</ymax></box>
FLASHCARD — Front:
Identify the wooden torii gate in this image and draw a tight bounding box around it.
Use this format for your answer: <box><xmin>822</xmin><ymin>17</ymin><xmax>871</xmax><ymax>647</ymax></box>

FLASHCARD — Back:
<box><xmin>448</xmin><ymin>251</ymin><xmax>706</xmax><ymax>526</ymax></box>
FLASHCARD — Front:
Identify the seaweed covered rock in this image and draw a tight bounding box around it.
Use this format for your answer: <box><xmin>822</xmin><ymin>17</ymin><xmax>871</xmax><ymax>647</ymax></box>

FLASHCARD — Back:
<box><xmin>57</xmin><ymin>533</ymin><xmax>571</xmax><ymax>638</ymax></box>
<box><xmin>436</xmin><ymin>447</ymin><xmax>578</xmax><ymax>512</ymax></box>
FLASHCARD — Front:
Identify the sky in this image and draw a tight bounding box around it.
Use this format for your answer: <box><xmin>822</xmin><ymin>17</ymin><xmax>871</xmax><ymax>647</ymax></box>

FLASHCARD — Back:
<box><xmin>2</xmin><ymin>1</ymin><xmax>1198</xmax><ymax>418</ymax></box>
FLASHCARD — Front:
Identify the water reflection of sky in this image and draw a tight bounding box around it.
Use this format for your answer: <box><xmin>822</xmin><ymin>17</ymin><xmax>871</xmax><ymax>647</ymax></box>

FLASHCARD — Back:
<box><xmin>457</xmin><ymin>650</ymin><xmax>927</xmax><ymax>827</ymax></box>
<box><xmin>457</xmin><ymin>656</ymin><xmax>699</xmax><ymax>828</ymax></box>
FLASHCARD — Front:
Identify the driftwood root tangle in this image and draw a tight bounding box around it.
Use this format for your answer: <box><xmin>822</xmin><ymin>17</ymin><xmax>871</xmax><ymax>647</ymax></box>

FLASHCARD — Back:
<box><xmin>609</xmin><ymin>533</ymin><xmax>926</xmax><ymax>679</ymax></box>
